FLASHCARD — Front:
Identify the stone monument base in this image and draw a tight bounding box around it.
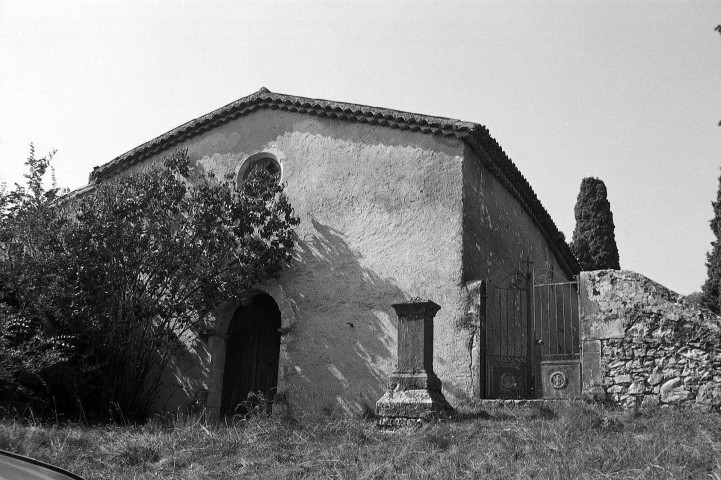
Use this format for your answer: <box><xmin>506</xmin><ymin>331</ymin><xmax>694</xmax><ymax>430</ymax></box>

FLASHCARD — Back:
<box><xmin>376</xmin><ymin>389</ymin><xmax>453</xmax><ymax>427</ymax></box>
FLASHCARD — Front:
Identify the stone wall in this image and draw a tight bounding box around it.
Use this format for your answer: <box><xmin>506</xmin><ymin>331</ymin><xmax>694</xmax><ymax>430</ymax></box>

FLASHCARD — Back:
<box><xmin>580</xmin><ymin>270</ymin><xmax>721</xmax><ymax>410</ymax></box>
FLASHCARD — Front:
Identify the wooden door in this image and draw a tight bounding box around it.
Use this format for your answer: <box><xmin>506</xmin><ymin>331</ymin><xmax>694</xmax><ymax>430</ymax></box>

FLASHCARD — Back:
<box><xmin>220</xmin><ymin>294</ymin><xmax>281</xmax><ymax>416</ymax></box>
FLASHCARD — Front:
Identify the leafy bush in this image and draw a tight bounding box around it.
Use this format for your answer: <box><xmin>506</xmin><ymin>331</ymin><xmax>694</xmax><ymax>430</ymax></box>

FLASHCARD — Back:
<box><xmin>0</xmin><ymin>303</ymin><xmax>73</xmax><ymax>415</ymax></box>
<box><xmin>685</xmin><ymin>291</ymin><xmax>703</xmax><ymax>305</ymax></box>
<box><xmin>0</xmin><ymin>146</ymin><xmax>74</xmax><ymax>417</ymax></box>
<box><xmin>0</xmin><ymin>146</ymin><xmax>298</xmax><ymax>421</ymax></box>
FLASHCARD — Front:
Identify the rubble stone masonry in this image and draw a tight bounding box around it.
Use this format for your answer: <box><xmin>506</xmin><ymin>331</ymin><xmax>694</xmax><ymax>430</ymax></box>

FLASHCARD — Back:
<box><xmin>580</xmin><ymin>270</ymin><xmax>721</xmax><ymax>410</ymax></box>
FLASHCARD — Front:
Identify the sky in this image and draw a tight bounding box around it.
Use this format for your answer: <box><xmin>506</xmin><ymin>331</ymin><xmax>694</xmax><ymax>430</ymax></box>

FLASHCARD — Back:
<box><xmin>1</xmin><ymin>0</ymin><xmax>719</xmax><ymax>295</ymax></box>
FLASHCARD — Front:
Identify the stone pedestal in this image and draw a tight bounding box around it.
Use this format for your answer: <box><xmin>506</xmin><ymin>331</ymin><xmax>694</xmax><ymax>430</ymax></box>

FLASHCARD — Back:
<box><xmin>376</xmin><ymin>301</ymin><xmax>453</xmax><ymax>426</ymax></box>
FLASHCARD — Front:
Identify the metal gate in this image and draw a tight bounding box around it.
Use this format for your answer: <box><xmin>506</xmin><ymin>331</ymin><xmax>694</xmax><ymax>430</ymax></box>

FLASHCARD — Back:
<box><xmin>481</xmin><ymin>272</ymin><xmax>532</xmax><ymax>399</ymax></box>
<box><xmin>481</xmin><ymin>266</ymin><xmax>581</xmax><ymax>399</ymax></box>
<box><xmin>532</xmin><ymin>268</ymin><xmax>581</xmax><ymax>398</ymax></box>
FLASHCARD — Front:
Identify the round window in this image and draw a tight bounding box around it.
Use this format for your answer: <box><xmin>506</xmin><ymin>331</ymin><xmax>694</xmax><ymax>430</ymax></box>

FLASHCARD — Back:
<box><xmin>243</xmin><ymin>156</ymin><xmax>281</xmax><ymax>182</ymax></box>
<box><xmin>236</xmin><ymin>152</ymin><xmax>283</xmax><ymax>188</ymax></box>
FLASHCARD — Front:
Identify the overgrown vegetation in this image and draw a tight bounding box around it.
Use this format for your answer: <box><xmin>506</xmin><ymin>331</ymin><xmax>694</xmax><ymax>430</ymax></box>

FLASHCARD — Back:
<box><xmin>0</xmin><ymin>146</ymin><xmax>298</xmax><ymax>421</ymax></box>
<box><xmin>1</xmin><ymin>402</ymin><xmax>720</xmax><ymax>479</ymax></box>
<box><xmin>685</xmin><ymin>291</ymin><xmax>703</xmax><ymax>305</ymax></box>
<box><xmin>569</xmin><ymin>177</ymin><xmax>621</xmax><ymax>271</ymax></box>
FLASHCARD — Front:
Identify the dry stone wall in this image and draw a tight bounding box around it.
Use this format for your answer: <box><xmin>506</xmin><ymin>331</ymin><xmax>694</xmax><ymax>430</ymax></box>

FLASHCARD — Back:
<box><xmin>580</xmin><ymin>270</ymin><xmax>721</xmax><ymax>411</ymax></box>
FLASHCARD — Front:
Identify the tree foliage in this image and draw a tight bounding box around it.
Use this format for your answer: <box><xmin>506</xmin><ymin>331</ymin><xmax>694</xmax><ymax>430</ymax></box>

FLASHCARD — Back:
<box><xmin>0</xmin><ymin>147</ymin><xmax>299</xmax><ymax>420</ymax></box>
<box><xmin>684</xmin><ymin>291</ymin><xmax>703</xmax><ymax>306</ymax></box>
<box><xmin>569</xmin><ymin>177</ymin><xmax>620</xmax><ymax>271</ymax></box>
<box><xmin>0</xmin><ymin>145</ymin><xmax>72</xmax><ymax>413</ymax></box>
<box><xmin>701</xmin><ymin>169</ymin><xmax>721</xmax><ymax>314</ymax></box>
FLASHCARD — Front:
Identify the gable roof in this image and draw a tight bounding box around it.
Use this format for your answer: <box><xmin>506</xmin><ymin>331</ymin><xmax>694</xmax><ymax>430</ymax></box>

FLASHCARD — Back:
<box><xmin>90</xmin><ymin>87</ymin><xmax>580</xmax><ymax>276</ymax></box>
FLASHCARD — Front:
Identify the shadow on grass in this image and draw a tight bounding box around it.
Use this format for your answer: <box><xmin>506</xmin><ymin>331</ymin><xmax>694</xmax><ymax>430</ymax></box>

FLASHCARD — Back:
<box><xmin>452</xmin><ymin>401</ymin><xmax>558</xmax><ymax>422</ymax></box>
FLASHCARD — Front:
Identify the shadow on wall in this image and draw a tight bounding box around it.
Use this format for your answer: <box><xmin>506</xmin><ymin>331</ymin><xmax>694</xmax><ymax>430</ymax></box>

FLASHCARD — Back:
<box><xmin>155</xmin><ymin>330</ymin><xmax>211</xmax><ymax>414</ymax></box>
<box><xmin>284</xmin><ymin>219</ymin><xmax>406</xmax><ymax>415</ymax></box>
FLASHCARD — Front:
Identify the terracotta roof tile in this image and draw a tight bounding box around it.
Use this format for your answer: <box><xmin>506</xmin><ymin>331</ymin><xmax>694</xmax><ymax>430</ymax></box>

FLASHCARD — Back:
<box><xmin>89</xmin><ymin>87</ymin><xmax>579</xmax><ymax>276</ymax></box>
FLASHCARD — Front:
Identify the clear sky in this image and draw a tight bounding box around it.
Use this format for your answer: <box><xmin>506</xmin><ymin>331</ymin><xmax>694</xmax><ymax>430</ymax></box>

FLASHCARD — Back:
<box><xmin>1</xmin><ymin>0</ymin><xmax>719</xmax><ymax>295</ymax></box>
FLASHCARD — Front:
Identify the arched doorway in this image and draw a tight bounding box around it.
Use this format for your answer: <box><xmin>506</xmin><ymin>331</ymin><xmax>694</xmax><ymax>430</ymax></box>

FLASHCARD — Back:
<box><xmin>220</xmin><ymin>293</ymin><xmax>281</xmax><ymax>416</ymax></box>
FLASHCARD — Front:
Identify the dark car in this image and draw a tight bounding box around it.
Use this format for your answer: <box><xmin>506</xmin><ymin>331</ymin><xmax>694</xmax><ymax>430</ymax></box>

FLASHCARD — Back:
<box><xmin>0</xmin><ymin>449</ymin><xmax>84</xmax><ymax>480</ymax></box>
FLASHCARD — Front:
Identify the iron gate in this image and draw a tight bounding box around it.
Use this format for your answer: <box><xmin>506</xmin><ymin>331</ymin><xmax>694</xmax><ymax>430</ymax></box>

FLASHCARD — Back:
<box><xmin>481</xmin><ymin>267</ymin><xmax>581</xmax><ymax>399</ymax></box>
<box><xmin>480</xmin><ymin>272</ymin><xmax>532</xmax><ymax>399</ymax></box>
<box><xmin>532</xmin><ymin>268</ymin><xmax>581</xmax><ymax>398</ymax></box>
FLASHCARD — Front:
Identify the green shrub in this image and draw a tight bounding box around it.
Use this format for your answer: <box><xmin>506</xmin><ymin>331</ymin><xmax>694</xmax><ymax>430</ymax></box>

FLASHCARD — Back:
<box><xmin>1</xmin><ymin>146</ymin><xmax>298</xmax><ymax>422</ymax></box>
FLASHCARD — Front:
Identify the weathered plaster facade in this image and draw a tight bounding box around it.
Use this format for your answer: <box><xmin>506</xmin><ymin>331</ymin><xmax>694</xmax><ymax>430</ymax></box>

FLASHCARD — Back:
<box><xmin>87</xmin><ymin>89</ymin><xmax>578</xmax><ymax>416</ymax></box>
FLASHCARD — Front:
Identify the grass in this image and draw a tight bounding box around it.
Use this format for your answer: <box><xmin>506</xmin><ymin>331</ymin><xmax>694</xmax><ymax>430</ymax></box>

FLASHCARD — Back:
<box><xmin>1</xmin><ymin>402</ymin><xmax>721</xmax><ymax>479</ymax></box>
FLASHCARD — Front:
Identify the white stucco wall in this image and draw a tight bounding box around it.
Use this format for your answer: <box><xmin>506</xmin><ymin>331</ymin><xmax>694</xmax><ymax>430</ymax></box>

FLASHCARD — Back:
<box><xmin>123</xmin><ymin>109</ymin><xmax>469</xmax><ymax>415</ymax></box>
<box><xmin>462</xmin><ymin>144</ymin><xmax>566</xmax><ymax>285</ymax></box>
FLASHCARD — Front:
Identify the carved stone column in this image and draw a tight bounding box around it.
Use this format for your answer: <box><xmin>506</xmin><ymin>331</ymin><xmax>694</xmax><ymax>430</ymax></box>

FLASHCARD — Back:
<box><xmin>376</xmin><ymin>300</ymin><xmax>453</xmax><ymax>426</ymax></box>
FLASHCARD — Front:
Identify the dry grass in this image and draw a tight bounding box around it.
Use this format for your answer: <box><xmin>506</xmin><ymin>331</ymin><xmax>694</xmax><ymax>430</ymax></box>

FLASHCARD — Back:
<box><xmin>1</xmin><ymin>402</ymin><xmax>721</xmax><ymax>479</ymax></box>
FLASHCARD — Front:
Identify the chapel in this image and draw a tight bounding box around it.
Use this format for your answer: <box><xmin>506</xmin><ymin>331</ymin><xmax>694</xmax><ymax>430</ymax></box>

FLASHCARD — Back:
<box><xmin>88</xmin><ymin>88</ymin><xmax>580</xmax><ymax>416</ymax></box>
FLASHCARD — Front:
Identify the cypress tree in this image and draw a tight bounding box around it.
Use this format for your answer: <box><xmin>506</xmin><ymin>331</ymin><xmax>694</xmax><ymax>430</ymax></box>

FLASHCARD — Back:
<box><xmin>701</xmin><ymin>169</ymin><xmax>721</xmax><ymax>314</ymax></box>
<box><xmin>569</xmin><ymin>177</ymin><xmax>621</xmax><ymax>271</ymax></box>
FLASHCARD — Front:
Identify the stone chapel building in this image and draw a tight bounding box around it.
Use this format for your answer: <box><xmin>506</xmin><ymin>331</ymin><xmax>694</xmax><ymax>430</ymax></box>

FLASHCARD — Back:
<box><xmin>87</xmin><ymin>87</ymin><xmax>579</xmax><ymax>416</ymax></box>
